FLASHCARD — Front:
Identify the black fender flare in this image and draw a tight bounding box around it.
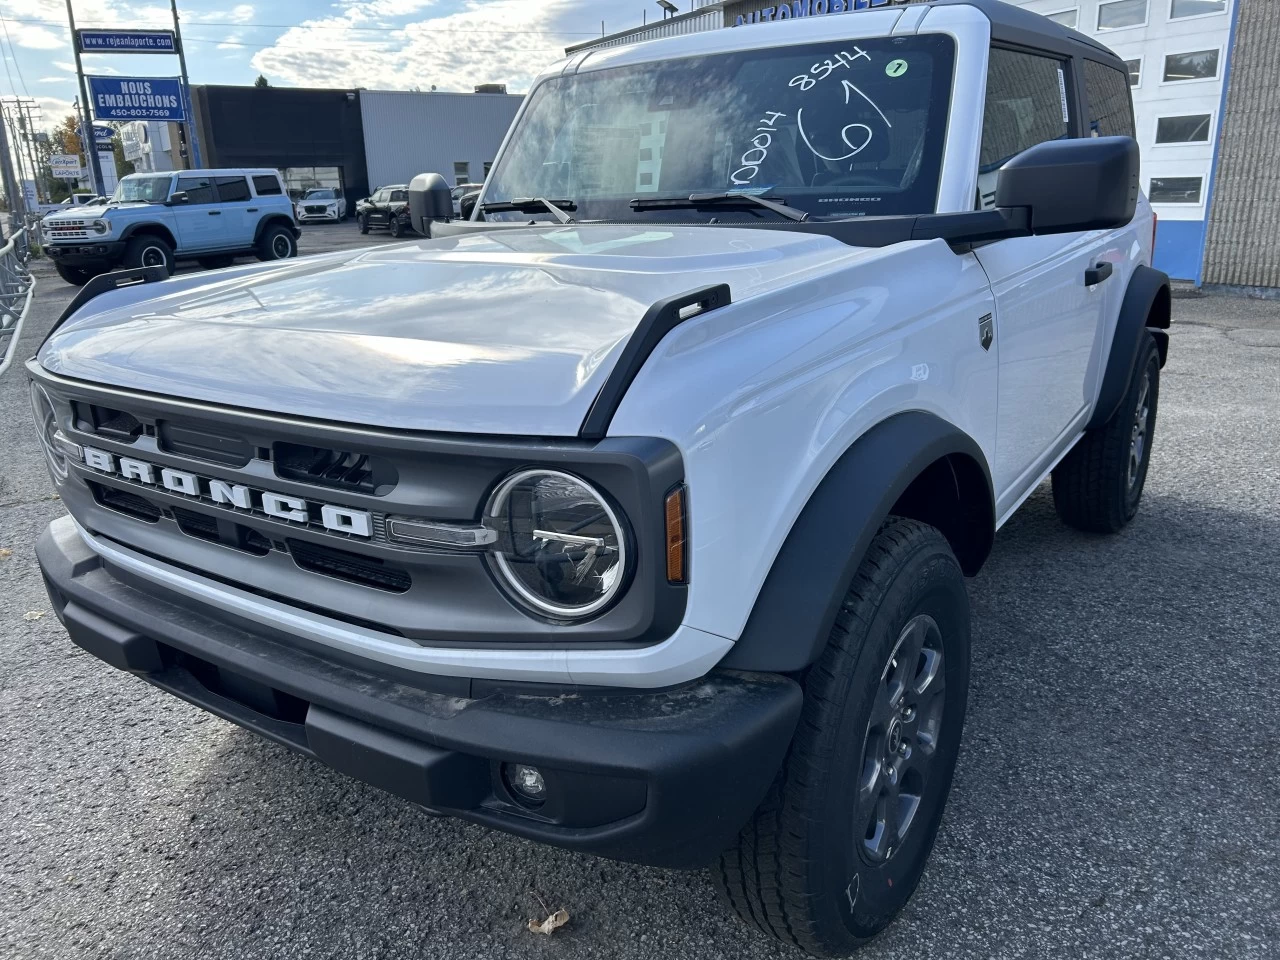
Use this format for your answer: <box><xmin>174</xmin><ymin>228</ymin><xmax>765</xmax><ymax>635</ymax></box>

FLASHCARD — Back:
<box><xmin>1087</xmin><ymin>264</ymin><xmax>1171</xmax><ymax>430</ymax></box>
<box><xmin>720</xmin><ymin>411</ymin><xmax>994</xmax><ymax>673</ymax></box>
<box><xmin>253</xmin><ymin>213</ymin><xmax>300</xmax><ymax>244</ymax></box>
<box><xmin>118</xmin><ymin>222</ymin><xmax>177</xmax><ymax>249</ymax></box>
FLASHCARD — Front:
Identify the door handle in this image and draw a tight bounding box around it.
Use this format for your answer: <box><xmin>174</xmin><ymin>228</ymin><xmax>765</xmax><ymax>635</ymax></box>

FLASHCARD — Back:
<box><xmin>1085</xmin><ymin>261</ymin><xmax>1113</xmax><ymax>285</ymax></box>
<box><xmin>247</xmin><ymin>207</ymin><xmax>258</xmax><ymax>212</ymax></box>
<box><xmin>207</xmin><ymin>210</ymin><xmax>222</xmax><ymax>216</ymax></box>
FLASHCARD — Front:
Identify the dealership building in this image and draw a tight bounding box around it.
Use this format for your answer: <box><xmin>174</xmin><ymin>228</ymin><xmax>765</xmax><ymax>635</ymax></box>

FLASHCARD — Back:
<box><xmin>570</xmin><ymin>0</ymin><xmax>1278</xmax><ymax>291</ymax></box>
<box><xmin>186</xmin><ymin>84</ymin><xmax>523</xmax><ymax>208</ymax></box>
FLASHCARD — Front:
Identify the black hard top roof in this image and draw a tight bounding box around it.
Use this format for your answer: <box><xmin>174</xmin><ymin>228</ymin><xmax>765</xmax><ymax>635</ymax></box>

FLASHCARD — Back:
<box><xmin>923</xmin><ymin>0</ymin><xmax>1126</xmax><ymax>66</ymax></box>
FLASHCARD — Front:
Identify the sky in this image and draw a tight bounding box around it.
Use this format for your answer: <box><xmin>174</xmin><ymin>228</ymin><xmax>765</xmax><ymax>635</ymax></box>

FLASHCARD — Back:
<box><xmin>0</xmin><ymin>0</ymin><xmax>661</xmax><ymax>134</ymax></box>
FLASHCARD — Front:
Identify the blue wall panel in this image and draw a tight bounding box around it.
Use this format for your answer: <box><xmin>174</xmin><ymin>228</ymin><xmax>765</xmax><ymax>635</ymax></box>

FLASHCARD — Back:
<box><xmin>1153</xmin><ymin>219</ymin><xmax>1205</xmax><ymax>281</ymax></box>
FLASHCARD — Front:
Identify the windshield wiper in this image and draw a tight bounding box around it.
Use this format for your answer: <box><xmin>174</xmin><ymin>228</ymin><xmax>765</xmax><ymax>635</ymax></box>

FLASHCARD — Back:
<box><xmin>630</xmin><ymin>192</ymin><xmax>808</xmax><ymax>222</ymax></box>
<box><xmin>480</xmin><ymin>197</ymin><xmax>575</xmax><ymax>224</ymax></box>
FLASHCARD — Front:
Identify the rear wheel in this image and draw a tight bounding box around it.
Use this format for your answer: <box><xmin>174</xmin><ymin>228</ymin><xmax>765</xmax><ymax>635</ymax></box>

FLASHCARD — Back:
<box><xmin>389</xmin><ymin>216</ymin><xmax>404</xmax><ymax>238</ymax></box>
<box><xmin>1052</xmin><ymin>333</ymin><xmax>1161</xmax><ymax>533</ymax></box>
<box><xmin>714</xmin><ymin>518</ymin><xmax>970</xmax><ymax>956</ymax></box>
<box><xmin>255</xmin><ymin>224</ymin><xmax>297</xmax><ymax>262</ymax></box>
<box><xmin>123</xmin><ymin>235</ymin><xmax>173</xmax><ymax>275</ymax></box>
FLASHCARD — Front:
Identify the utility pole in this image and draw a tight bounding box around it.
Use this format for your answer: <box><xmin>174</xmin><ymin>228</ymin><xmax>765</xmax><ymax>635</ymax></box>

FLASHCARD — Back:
<box><xmin>2</xmin><ymin>105</ymin><xmax>30</xmax><ymax>199</ymax></box>
<box><xmin>0</xmin><ymin>100</ymin><xmax>25</xmax><ymax>232</ymax></box>
<box><xmin>66</xmin><ymin>0</ymin><xmax>106</xmax><ymax>197</ymax></box>
<box><xmin>170</xmin><ymin>0</ymin><xmax>202</xmax><ymax>168</ymax></box>
<box><xmin>14</xmin><ymin>100</ymin><xmax>45</xmax><ymax>203</ymax></box>
<box><xmin>24</xmin><ymin>103</ymin><xmax>46</xmax><ymax>204</ymax></box>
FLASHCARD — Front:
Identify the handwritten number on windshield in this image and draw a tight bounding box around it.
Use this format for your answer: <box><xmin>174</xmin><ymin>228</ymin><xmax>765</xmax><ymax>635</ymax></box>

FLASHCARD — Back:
<box><xmin>797</xmin><ymin>79</ymin><xmax>893</xmax><ymax>163</ymax></box>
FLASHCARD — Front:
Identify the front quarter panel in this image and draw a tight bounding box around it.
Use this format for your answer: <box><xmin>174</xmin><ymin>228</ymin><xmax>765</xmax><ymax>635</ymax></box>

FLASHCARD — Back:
<box><xmin>607</xmin><ymin>239</ymin><xmax>996</xmax><ymax>644</ymax></box>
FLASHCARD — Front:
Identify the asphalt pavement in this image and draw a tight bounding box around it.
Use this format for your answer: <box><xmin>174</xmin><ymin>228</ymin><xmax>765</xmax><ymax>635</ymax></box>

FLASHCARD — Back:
<box><xmin>2</xmin><ymin>232</ymin><xmax>1278</xmax><ymax>960</ymax></box>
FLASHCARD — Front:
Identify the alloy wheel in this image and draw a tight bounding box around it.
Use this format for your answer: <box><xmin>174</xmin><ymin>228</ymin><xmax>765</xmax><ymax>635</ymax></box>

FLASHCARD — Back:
<box><xmin>1128</xmin><ymin>370</ymin><xmax>1151</xmax><ymax>491</ymax></box>
<box><xmin>856</xmin><ymin>614</ymin><xmax>946</xmax><ymax>865</ymax></box>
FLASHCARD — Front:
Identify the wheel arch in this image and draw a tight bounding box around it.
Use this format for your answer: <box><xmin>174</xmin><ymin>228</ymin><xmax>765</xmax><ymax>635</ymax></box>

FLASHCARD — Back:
<box><xmin>719</xmin><ymin>411</ymin><xmax>994</xmax><ymax>674</ymax></box>
<box><xmin>1088</xmin><ymin>264</ymin><xmax>1171</xmax><ymax>431</ymax></box>
<box><xmin>119</xmin><ymin>222</ymin><xmax>176</xmax><ymax>249</ymax></box>
<box><xmin>254</xmin><ymin>213</ymin><xmax>300</xmax><ymax>244</ymax></box>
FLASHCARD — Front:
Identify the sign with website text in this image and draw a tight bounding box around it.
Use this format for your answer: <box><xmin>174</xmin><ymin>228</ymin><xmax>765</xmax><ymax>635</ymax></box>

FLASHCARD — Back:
<box><xmin>77</xmin><ymin>30</ymin><xmax>177</xmax><ymax>54</ymax></box>
<box><xmin>88</xmin><ymin>76</ymin><xmax>186</xmax><ymax>121</ymax></box>
<box><xmin>49</xmin><ymin>154</ymin><xmax>83</xmax><ymax>179</ymax></box>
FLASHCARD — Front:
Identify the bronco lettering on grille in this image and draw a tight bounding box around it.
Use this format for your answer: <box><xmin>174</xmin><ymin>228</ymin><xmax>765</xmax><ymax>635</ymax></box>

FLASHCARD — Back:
<box><xmin>80</xmin><ymin>446</ymin><xmax>373</xmax><ymax>537</ymax></box>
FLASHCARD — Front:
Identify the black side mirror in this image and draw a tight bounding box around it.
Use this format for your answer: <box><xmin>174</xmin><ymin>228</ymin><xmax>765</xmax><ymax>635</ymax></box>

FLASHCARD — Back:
<box><xmin>407</xmin><ymin>172</ymin><xmax>453</xmax><ymax>234</ymax></box>
<box><xmin>995</xmin><ymin>136</ymin><xmax>1139</xmax><ymax>234</ymax></box>
<box><xmin>168</xmin><ymin>191</ymin><xmax>189</xmax><ymax>205</ymax></box>
<box><xmin>459</xmin><ymin>191</ymin><xmax>480</xmax><ymax>221</ymax></box>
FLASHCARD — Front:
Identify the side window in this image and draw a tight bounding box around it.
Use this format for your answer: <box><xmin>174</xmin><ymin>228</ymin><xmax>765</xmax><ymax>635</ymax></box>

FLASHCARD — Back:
<box><xmin>1084</xmin><ymin>60</ymin><xmax>1136</xmax><ymax>138</ymax></box>
<box><xmin>214</xmin><ymin>176</ymin><xmax>251</xmax><ymax>203</ymax></box>
<box><xmin>252</xmin><ymin>175</ymin><xmax>282</xmax><ymax>196</ymax></box>
<box><xmin>389</xmin><ymin>190</ymin><xmax>408</xmax><ymax>202</ymax></box>
<box><xmin>978</xmin><ymin>48</ymin><xmax>1072</xmax><ymax>208</ymax></box>
<box><xmin>175</xmin><ymin>176</ymin><xmax>215</xmax><ymax>205</ymax></box>
<box><xmin>372</xmin><ymin>189</ymin><xmax>388</xmax><ymax>203</ymax></box>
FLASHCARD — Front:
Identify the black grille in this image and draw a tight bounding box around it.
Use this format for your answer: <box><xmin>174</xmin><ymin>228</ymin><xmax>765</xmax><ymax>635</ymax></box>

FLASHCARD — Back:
<box><xmin>304</xmin><ymin>205</ymin><xmax>326</xmax><ymax>213</ymax></box>
<box><xmin>90</xmin><ymin>481</ymin><xmax>161</xmax><ymax>522</ymax></box>
<box><xmin>287</xmin><ymin>538</ymin><xmax>411</xmax><ymax>593</ymax></box>
<box><xmin>173</xmin><ymin>506</ymin><xmax>272</xmax><ymax>556</ymax></box>
<box><xmin>75</xmin><ymin>403</ymin><xmax>143</xmax><ymax>442</ymax></box>
<box><xmin>158</xmin><ymin>420</ymin><xmax>254</xmax><ymax>467</ymax></box>
<box><xmin>274</xmin><ymin>442</ymin><xmax>397</xmax><ymax>495</ymax></box>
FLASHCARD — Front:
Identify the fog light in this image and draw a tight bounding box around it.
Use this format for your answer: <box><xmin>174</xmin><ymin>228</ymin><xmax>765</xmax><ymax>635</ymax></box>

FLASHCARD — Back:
<box><xmin>502</xmin><ymin>763</ymin><xmax>546</xmax><ymax>806</ymax></box>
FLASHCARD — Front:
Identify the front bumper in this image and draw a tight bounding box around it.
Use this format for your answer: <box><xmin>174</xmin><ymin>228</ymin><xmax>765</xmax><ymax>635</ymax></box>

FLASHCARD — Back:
<box><xmin>37</xmin><ymin>515</ymin><xmax>801</xmax><ymax>868</ymax></box>
<box><xmin>45</xmin><ymin>240</ymin><xmax>125</xmax><ymax>268</ymax></box>
<box><xmin>297</xmin><ymin>210</ymin><xmax>341</xmax><ymax>222</ymax></box>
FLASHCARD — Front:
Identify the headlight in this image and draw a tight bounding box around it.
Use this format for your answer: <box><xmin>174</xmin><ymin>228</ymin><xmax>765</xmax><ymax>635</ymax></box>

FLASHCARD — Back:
<box><xmin>30</xmin><ymin>382</ymin><xmax>71</xmax><ymax>483</ymax></box>
<box><xmin>91</xmin><ymin>219</ymin><xmax>109</xmax><ymax>235</ymax></box>
<box><xmin>485</xmin><ymin>469</ymin><xmax>630</xmax><ymax>620</ymax></box>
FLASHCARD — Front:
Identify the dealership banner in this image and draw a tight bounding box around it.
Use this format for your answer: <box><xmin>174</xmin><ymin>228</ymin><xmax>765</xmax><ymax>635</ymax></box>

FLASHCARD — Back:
<box><xmin>77</xmin><ymin>30</ymin><xmax>177</xmax><ymax>54</ymax></box>
<box><xmin>88</xmin><ymin>76</ymin><xmax>186</xmax><ymax>121</ymax></box>
<box><xmin>49</xmin><ymin>154</ymin><xmax>83</xmax><ymax>179</ymax></box>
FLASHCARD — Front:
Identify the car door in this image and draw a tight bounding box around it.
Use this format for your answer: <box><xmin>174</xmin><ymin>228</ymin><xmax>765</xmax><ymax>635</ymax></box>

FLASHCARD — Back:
<box><xmin>212</xmin><ymin>175</ymin><xmax>256</xmax><ymax>249</ymax></box>
<box><xmin>367</xmin><ymin>189</ymin><xmax>389</xmax><ymax>225</ymax></box>
<box><xmin>971</xmin><ymin>48</ymin><xmax>1113</xmax><ymax>515</ymax></box>
<box><xmin>172</xmin><ymin>175</ymin><xmax>222</xmax><ymax>252</ymax></box>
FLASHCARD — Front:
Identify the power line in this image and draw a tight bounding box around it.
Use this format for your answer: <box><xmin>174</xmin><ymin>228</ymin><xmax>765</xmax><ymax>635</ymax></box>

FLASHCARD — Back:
<box><xmin>0</xmin><ymin>15</ymin><xmax>602</xmax><ymax>37</ymax></box>
<box><xmin>0</xmin><ymin>18</ymin><xmax>27</xmax><ymax>96</ymax></box>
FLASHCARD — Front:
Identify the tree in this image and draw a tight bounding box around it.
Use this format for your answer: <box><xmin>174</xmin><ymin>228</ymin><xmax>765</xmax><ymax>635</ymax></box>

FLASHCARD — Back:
<box><xmin>55</xmin><ymin>114</ymin><xmax>81</xmax><ymax>157</ymax></box>
<box><xmin>254</xmin><ymin>74</ymin><xmax>270</xmax><ymax>88</ymax></box>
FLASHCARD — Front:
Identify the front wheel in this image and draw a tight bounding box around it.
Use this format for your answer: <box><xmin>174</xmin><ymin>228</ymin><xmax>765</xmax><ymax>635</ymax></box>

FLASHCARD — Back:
<box><xmin>357</xmin><ymin>213</ymin><xmax>369</xmax><ymax>234</ymax></box>
<box><xmin>255</xmin><ymin>224</ymin><xmax>297</xmax><ymax>262</ymax></box>
<box><xmin>54</xmin><ymin>262</ymin><xmax>98</xmax><ymax>286</ymax></box>
<box><xmin>1052</xmin><ymin>333</ymin><xmax>1161</xmax><ymax>534</ymax></box>
<box><xmin>715</xmin><ymin>518</ymin><xmax>970</xmax><ymax>956</ymax></box>
<box><xmin>123</xmin><ymin>235</ymin><xmax>173</xmax><ymax>275</ymax></box>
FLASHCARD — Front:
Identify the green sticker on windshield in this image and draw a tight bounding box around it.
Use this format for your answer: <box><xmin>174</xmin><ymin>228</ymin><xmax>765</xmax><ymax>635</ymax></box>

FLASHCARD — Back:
<box><xmin>885</xmin><ymin>59</ymin><xmax>909</xmax><ymax>78</ymax></box>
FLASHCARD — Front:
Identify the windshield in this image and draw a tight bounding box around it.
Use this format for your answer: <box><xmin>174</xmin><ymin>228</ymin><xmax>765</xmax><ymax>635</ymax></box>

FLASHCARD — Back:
<box><xmin>483</xmin><ymin>35</ymin><xmax>954</xmax><ymax>223</ymax></box>
<box><xmin>111</xmin><ymin>175</ymin><xmax>172</xmax><ymax>204</ymax></box>
<box><xmin>304</xmin><ymin>189</ymin><xmax>337</xmax><ymax>200</ymax></box>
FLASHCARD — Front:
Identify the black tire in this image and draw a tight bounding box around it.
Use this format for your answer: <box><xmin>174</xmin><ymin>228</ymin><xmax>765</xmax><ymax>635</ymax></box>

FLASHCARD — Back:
<box><xmin>1051</xmin><ymin>333</ymin><xmax>1161</xmax><ymax>534</ymax></box>
<box><xmin>714</xmin><ymin>517</ymin><xmax>971</xmax><ymax>957</ymax></box>
<box><xmin>54</xmin><ymin>262</ymin><xmax>96</xmax><ymax>286</ymax></box>
<box><xmin>358</xmin><ymin>213</ymin><xmax>369</xmax><ymax>234</ymax></box>
<box><xmin>122</xmin><ymin>234</ymin><xmax>173</xmax><ymax>275</ymax></box>
<box><xmin>389</xmin><ymin>216</ymin><xmax>404</xmax><ymax>238</ymax></box>
<box><xmin>255</xmin><ymin>224</ymin><xmax>297</xmax><ymax>262</ymax></box>
<box><xmin>197</xmin><ymin>255</ymin><xmax>235</xmax><ymax>270</ymax></box>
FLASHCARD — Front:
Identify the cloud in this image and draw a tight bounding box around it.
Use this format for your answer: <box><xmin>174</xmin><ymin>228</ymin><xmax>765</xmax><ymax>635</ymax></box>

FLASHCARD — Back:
<box><xmin>201</xmin><ymin>3</ymin><xmax>255</xmax><ymax>23</ymax></box>
<box><xmin>37</xmin><ymin>76</ymin><xmax>73</xmax><ymax>83</ymax></box>
<box><xmin>9</xmin><ymin>24</ymin><xmax>64</xmax><ymax>49</ymax></box>
<box><xmin>250</xmin><ymin>0</ymin><xmax>587</xmax><ymax>94</ymax></box>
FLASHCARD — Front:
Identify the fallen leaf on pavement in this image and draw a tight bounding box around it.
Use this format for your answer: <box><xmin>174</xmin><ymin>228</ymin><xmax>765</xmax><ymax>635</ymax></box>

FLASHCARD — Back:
<box><xmin>527</xmin><ymin>909</ymin><xmax>570</xmax><ymax>936</ymax></box>
<box><xmin>23</xmin><ymin>611</ymin><xmax>45</xmax><ymax>621</ymax></box>
<box><xmin>0</xmin><ymin>548</ymin><xmax>11</xmax><ymax>558</ymax></box>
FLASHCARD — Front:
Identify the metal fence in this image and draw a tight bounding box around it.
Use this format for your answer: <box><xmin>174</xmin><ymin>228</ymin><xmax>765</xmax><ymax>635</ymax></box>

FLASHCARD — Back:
<box><xmin>0</xmin><ymin>227</ymin><xmax>36</xmax><ymax>378</ymax></box>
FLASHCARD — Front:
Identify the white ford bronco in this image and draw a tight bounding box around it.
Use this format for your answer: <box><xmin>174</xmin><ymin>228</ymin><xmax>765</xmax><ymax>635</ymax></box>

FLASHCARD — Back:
<box><xmin>29</xmin><ymin>1</ymin><xmax>1170</xmax><ymax>953</ymax></box>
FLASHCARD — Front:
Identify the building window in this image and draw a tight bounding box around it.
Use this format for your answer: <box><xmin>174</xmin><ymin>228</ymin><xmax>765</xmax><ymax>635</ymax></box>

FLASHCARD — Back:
<box><xmin>453</xmin><ymin>161</ymin><xmax>470</xmax><ymax>186</ymax></box>
<box><xmin>1149</xmin><ymin>177</ymin><xmax>1203</xmax><ymax>203</ymax></box>
<box><xmin>1170</xmin><ymin>0</ymin><xmax>1226</xmax><ymax>18</ymax></box>
<box><xmin>1163</xmin><ymin>49</ymin><xmax>1220</xmax><ymax>82</ymax></box>
<box><xmin>1084</xmin><ymin>60</ymin><xmax>1137</xmax><ymax>138</ymax></box>
<box><xmin>1155</xmin><ymin>114</ymin><xmax>1212</xmax><ymax>143</ymax></box>
<box><xmin>482</xmin><ymin>161</ymin><xmax>492</xmax><ymax>178</ymax></box>
<box><xmin>283</xmin><ymin>166</ymin><xmax>343</xmax><ymax>200</ymax></box>
<box><xmin>1125</xmin><ymin>58</ymin><xmax>1143</xmax><ymax>86</ymax></box>
<box><xmin>1097</xmin><ymin>0</ymin><xmax>1147</xmax><ymax>29</ymax></box>
<box><xmin>1046</xmin><ymin>8</ymin><xmax>1078</xmax><ymax>27</ymax></box>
